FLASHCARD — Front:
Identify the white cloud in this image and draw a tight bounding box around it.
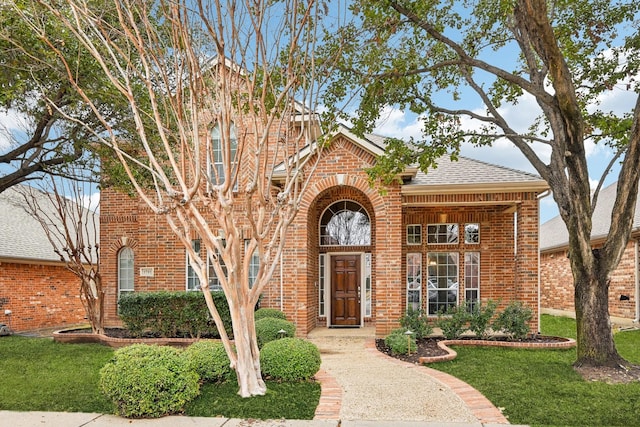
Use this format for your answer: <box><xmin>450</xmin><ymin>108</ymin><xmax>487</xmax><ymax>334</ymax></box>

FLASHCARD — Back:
<box><xmin>0</xmin><ymin>108</ymin><xmax>29</xmax><ymax>150</ymax></box>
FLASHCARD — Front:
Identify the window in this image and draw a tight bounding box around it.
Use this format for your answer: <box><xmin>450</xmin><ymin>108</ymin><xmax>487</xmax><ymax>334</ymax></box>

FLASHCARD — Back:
<box><xmin>427</xmin><ymin>224</ymin><xmax>459</xmax><ymax>244</ymax></box>
<box><xmin>464</xmin><ymin>223</ymin><xmax>480</xmax><ymax>244</ymax></box>
<box><xmin>118</xmin><ymin>247</ymin><xmax>134</xmax><ymax>298</ymax></box>
<box><xmin>427</xmin><ymin>252</ymin><xmax>459</xmax><ymax>315</ymax></box>
<box><xmin>407</xmin><ymin>225</ymin><xmax>422</xmax><ymax>245</ymax></box>
<box><xmin>407</xmin><ymin>253</ymin><xmax>422</xmax><ymax>311</ymax></box>
<box><xmin>319</xmin><ymin>254</ymin><xmax>326</xmax><ymax>317</ymax></box>
<box><xmin>245</xmin><ymin>240</ymin><xmax>260</xmax><ymax>288</ymax></box>
<box><xmin>186</xmin><ymin>239</ymin><xmax>224</xmax><ymax>291</ymax></box>
<box><xmin>364</xmin><ymin>253</ymin><xmax>372</xmax><ymax>317</ymax></box>
<box><xmin>320</xmin><ymin>200</ymin><xmax>371</xmax><ymax>246</ymax></box>
<box><xmin>464</xmin><ymin>252</ymin><xmax>480</xmax><ymax>310</ymax></box>
<box><xmin>210</xmin><ymin>122</ymin><xmax>238</xmax><ymax>189</ymax></box>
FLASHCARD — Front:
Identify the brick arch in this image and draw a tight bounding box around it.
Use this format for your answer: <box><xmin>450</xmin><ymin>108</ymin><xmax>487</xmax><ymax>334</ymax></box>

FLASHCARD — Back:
<box><xmin>107</xmin><ymin>236</ymin><xmax>139</xmax><ymax>254</ymax></box>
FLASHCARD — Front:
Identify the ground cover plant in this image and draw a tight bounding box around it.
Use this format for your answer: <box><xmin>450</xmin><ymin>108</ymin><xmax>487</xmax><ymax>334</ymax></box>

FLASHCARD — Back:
<box><xmin>0</xmin><ymin>335</ymin><xmax>320</xmax><ymax>419</ymax></box>
<box><xmin>430</xmin><ymin>315</ymin><xmax>640</xmax><ymax>426</ymax></box>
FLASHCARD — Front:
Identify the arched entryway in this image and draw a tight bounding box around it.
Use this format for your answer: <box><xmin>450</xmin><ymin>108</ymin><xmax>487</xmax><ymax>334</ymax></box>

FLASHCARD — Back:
<box><xmin>309</xmin><ymin>188</ymin><xmax>375</xmax><ymax>328</ymax></box>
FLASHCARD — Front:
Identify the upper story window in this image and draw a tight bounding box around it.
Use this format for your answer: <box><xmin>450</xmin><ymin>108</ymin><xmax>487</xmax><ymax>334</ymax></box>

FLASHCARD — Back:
<box><xmin>210</xmin><ymin>122</ymin><xmax>238</xmax><ymax>189</ymax></box>
<box><xmin>427</xmin><ymin>224</ymin><xmax>459</xmax><ymax>244</ymax></box>
<box><xmin>320</xmin><ymin>200</ymin><xmax>371</xmax><ymax>246</ymax></box>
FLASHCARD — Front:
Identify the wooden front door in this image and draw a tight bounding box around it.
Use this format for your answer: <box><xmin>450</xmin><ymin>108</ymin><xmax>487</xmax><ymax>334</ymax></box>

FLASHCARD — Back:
<box><xmin>331</xmin><ymin>255</ymin><xmax>361</xmax><ymax>326</ymax></box>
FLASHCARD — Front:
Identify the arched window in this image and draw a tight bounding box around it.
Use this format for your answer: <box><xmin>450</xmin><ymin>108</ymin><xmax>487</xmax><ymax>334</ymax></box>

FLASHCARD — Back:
<box><xmin>320</xmin><ymin>200</ymin><xmax>371</xmax><ymax>246</ymax></box>
<box><xmin>210</xmin><ymin>122</ymin><xmax>238</xmax><ymax>187</ymax></box>
<box><xmin>118</xmin><ymin>247</ymin><xmax>134</xmax><ymax>298</ymax></box>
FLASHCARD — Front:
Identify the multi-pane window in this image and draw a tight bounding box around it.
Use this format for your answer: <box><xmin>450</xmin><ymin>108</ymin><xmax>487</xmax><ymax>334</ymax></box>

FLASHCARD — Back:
<box><xmin>245</xmin><ymin>240</ymin><xmax>260</xmax><ymax>288</ymax></box>
<box><xmin>407</xmin><ymin>225</ymin><xmax>422</xmax><ymax>245</ymax></box>
<box><xmin>318</xmin><ymin>254</ymin><xmax>326</xmax><ymax>317</ymax></box>
<box><xmin>427</xmin><ymin>252</ymin><xmax>459</xmax><ymax>315</ymax></box>
<box><xmin>117</xmin><ymin>247</ymin><xmax>134</xmax><ymax>298</ymax></box>
<box><xmin>210</xmin><ymin>122</ymin><xmax>238</xmax><ymax>189</ymax></box>
<box><xmin>464</xmin><ymin>252</ymin><xmax>480</xmax><ymax>310</ymax></box>
<box><xmin>464</xmin><ymin>223</ymin><xmax>480</xmax><ymax>244</ymax></box>
<box><xmin>406</xmin><ymin>253</ymin><xmax>422</xmax><ymax>311</ymax></box>
<box><xmin>320</xmin><ymin>200</ymin><xmax>371</xmax><ymax>246</ymax></box>
<box><xmin>364</xmin><ymin>253</ymin><xmax>372</xmax><ymax>317</ymax></box>
<box><xmin>427</xmin><ymin>224</ymin><xmax>459</xmax><ymax>244</ymax></box>
<box><xmin>186</xmin><ymin>239</ymin><xmax>224</xmax><ymax>291</ymax></box>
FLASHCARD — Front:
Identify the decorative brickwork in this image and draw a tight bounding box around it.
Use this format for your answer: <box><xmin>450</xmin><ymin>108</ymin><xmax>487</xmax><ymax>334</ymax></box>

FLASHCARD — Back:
<box><xmin>0</xmin><ymin>261</ymin><xmax>86</xmax><ymax>331</ymax></box>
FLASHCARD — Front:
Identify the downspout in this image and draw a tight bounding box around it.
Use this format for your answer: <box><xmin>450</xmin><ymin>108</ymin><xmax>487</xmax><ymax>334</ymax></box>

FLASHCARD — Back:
<box><xmin>634</xmin><ymin>238</ymin><xmax>639</xmax><ymax>323</ymax></box>
<box><xmin>537</xmin><ymin>189</ymin><xmax>551</xmax><ymax>332</ymax></box>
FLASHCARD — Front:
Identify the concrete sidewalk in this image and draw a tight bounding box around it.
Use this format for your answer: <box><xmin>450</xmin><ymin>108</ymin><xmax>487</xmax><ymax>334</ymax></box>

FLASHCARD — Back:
<box><xmin>0</xmin><ymin>411</ymin><xmax>526</xmax><ymax>427</ymax></box>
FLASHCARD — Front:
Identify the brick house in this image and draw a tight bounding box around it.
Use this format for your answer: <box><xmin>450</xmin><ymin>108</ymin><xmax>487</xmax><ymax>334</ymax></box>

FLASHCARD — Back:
<box><xmin>540</xmin><ymin>181</ymin><xmax>640</xmax><ymax>322</ymax></box>
<box><xmin>100</xmin><ymin>124</ymin><xmax>548</xmax><ymax>337</ymax></box>
<box><xmin>0</xmin><ymin>185</ymin><xmax>88</xmax><ymax>332</ymax></box>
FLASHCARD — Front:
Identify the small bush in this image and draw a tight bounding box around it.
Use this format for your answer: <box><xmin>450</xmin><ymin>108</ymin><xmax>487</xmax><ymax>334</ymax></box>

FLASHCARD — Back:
<box><xmin>492</xmin><ymin>301</ymin><xmax>533</xmax><ymax>340</ymax></box>
<box><xmin>384</xmin><ymin>328</ymin><xmax>417</xmax><ymax>355</ymax></box>
<box><xmin>99</xmin><ymin>344</ymin><xmax>200</xmax><ymax>418</ymax></box>
<box><xmin>467</xmin><ymin>300</ymin><xmax>498</xmax><ymax>339</ymax></box>
<box><xmin>255</xmin><ymin>317</ymin><xmax>296</xmax><ymax>348</ymax></box>
<box><xmin>183</xmin><ymin>340</ymin><xmax>233</xmax><ymax>383</ymax></box>
<box><xmin>399</xmin><ymin>308</ymin><xmax>434</xmax><ymax>339</ymax></box>
<box><xmin>254</xmin><ymin>308</ymin><xmax>287</xmax><ymax>321</ymax></box>
<box><xmin>437</xmin><ymin>305</ymin><xmax>470</xmax><ymax>339</ymax></box>
<box><xmin>260</xmin><ymin>338</ymin><xmax>321</xmax><ymax>381</ymax></box>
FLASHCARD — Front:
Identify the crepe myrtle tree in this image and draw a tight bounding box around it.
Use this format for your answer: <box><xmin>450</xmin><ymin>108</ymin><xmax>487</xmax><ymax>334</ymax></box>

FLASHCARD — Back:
<box><xmin>323</xmin><ymin>0</ymin><xmax>640</xmax><ymax>370</ymax></box>
<box><xmin>19</xmin><ymin>173</ymin><xmax>104</xmax><ymax>334</ymax></box>
<box><xmin>10</xmin><ymin>0</ymin><xmax>341</xmax><ymax>397</ymax></box>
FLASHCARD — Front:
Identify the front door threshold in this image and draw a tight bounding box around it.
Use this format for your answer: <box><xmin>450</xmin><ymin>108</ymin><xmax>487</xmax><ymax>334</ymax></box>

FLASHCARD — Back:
<box><xmin>328</xmin><ymin>325</ymin><xmax>361</xmax><ymax>329</ymax></box>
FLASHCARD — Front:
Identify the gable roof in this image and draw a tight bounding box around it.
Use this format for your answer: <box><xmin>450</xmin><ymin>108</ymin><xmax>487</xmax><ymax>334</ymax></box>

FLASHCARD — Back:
<box><xmin>0</xmin><ymin>185</ymin><xmax>98</xmax><ymax>264</ymax></box>
<box><xmin>540</xmin><ymin>181</ymin><xmax>640</xmax><ymax>251</ymax></box>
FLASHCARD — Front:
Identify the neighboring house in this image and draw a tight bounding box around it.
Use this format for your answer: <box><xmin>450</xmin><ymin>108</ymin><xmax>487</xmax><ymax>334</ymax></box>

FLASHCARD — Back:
<box><xmin>100</xmin><ymin>124</ymin><xmax>549</xmax><ymax>337</ymax></box>
<box><xmin>0</xmin><ymin>185</ymin><xmax>89</xmax><ymax>331</ymax></box>
<box><xmin>540</xmin><ymin>181</ymin><xmax>640</xmax><ymax>322</ymax></box>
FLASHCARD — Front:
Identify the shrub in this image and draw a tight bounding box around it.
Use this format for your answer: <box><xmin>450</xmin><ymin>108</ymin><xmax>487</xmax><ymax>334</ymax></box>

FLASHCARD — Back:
<box><xmin>467</xmin><ymin>300</ymin><xmax>498</xmax><ymax>339</ymax></box>
<box><xmin>492</xmin><ymin>301</ymin><xmax>533</xmax><ymax>340</ymax></box>
<box><xmin>437</xmin><ymin>305</ymin><xmax>470</xmax><ymax>339</ymax></box>
<box><xmin>118</xmin><ymin>291</ymin><xmax>232</xmax><ymax>338</ymax></box>
<box><xmin>99</xmin><ymin>344</ymin><xmax>200</xmax><ymax>418</ymax></box>
<box><xmin>254</xmin><ymin>307</ymin><xmax>287</xmax><ymax>321</ymax></box>
<box><xmin>255</xmin><ymin>317</ymin><xmax>296</xmax><ymax>348</ymax></box>
<box><xmin>399</xmin><ymin>308</ymin><xmax>434</xmax><ymax>339</ymax></box>
<box><xmin>183</xmin><ymin>340</ymin><xmax>233</xmax><ymax>383</ymax></box>
<box><xmin>384</xmin><ymin>328</ymin><xmax>417</xmax><ymax>355</ymax></box>
<box><xmin>260</xmin><ymin>338</ymin><xmax>321</xmax><ymax>381</ymax></box>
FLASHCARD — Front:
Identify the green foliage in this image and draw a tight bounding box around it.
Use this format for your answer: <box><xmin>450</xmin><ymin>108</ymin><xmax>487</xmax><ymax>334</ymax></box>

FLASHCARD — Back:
<box><xmin>183</xmin><ymin>340</ymin><xmax>233</xmax><ymax>383</ymax></box>
<box><xmin>118</xmin><ymin>291</ymin><xmax>232</xmax><ymax>338</ymax></box>
<box><xmin>99</xmin><ymin>344</ymin><xmax>199</xmax><ymax>418</ymax></box>
<box><xmin>255</xmin><ymin>317</ymin><xmax>296</xmax><ymax>348</ymax></box>
<box><xmin>254</xmin><ymin>307</ymin><xmax>287</xmax><ymax>321</ymax></box>
<box><xmin>492</xmin><ymin>301</ymin><xmax>533</xmax><ymax>340</ymax></box>
<box><xmin>436</xmin><ymin>305</ymin><xmax>470</xmax><ymax>339</ymax></box>
<box><xmin>467</xmin><ymin>300</ymin><xmax>498</xmax><ymax>339</ymax></box>
<box><xmin>384</xmin><ymin>328</ymin><xmax>417</xmax><ymax>355</ymax></box>
<box><xmin>260</xmin><ymin>338</ymin><xmax>321</xmax><ymax>382</ymax></box>
<box><xmin>399</xmin><ymin>307</ymin><xmax>434</xmax><ymax>339</ymax></box>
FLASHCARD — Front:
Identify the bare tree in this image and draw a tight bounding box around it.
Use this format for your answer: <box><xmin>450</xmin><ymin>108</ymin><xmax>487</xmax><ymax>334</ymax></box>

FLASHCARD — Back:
<box><xmin>19</xmin><ymin>175</ymin><xmax>103</xmax><ymax>334</ymax></box>
<box><xmin>10</xmin><ymin>0</ymin><xmax>341</xmax><ymax>396</ymax></box>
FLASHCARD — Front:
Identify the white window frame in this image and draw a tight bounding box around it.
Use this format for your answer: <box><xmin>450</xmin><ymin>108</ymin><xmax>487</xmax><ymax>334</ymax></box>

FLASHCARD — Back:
<box><xmin>319</xmin><ymin>254</ymin><xmax>326</xmax><ymax>317</ymax></box>
<box><xmin>210</xmin><ymin>122</ymin><xmax>238</xmax><ymax>190</ymax></box>
<box><xmin>406</xmin><ymin>253</ymin><xmax>422</xmax><ymax>311</ymax></box>
<box><xmin>427</xmin><ymin>252</ymin><xmax>459</xmax><ymax>315</ymax></box>
<box><xmin>464</xmin><ymin>252</ymin><xmax>480</xmax><ymax>309</ymax></box>
<box><xmin>118</xmin><ymin>247</ymin><xmax>134</xmax><ymax>298</ymax></box>
<box><xmin>464</xmin><ymin>223</ymin><xmax>480</xmax><ymax>244</ymax></box>
<box><xmin>185</xmin><ymin>239</ymin><xmax>224</xmax><ymax>292</ymax></box>
<box><xmin>427</xmin><ymin>223</ymin><xmax>459</xmax><ymax>245</ymax></box>
<box><xmin>407</xmin><ymin>224</ymin><xmax>422</xmax><ymax>245</ymax></box>
<box><xmin>186</xmin><ymin>240</ymin><xmax>201</xmax><ymax>291</ymax></box>
<box><xmin>245</xmin><ymin>240</ymin><xmax>260</xmax><ymax>288</ymax></box>
<box><xmin>364</xmin><ymin>253</ymin><xmax>372</xmax><ymax>317</ymax></box>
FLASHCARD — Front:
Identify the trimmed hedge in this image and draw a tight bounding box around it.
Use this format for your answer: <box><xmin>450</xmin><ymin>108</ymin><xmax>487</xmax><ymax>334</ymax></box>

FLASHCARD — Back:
<box><xmin>99</xmin><ymin>344</ymin><xmax>200</xmax><ymax>418</ymax></box>
<box><xmin>260</xmin><ymin>338</ymin><xmax>321</xmax><ymax>381</ymax></box>
<box><xmin>183</xmin><ymin>340</ymin><xmax>233</xmax><ymax>383</ymax></box>
<box><xmin>118</xmin><ymin>291</ymin><xmax>232</xmax><ymax>338</ymax></box>
<box><xmin>255</xmin><ymin>317</ymin><xmax>296</xmax><ymax>348</ymax></box>
<box><xmin>254</xmin><ymin>308</ymin><xmax>287</xmax><ymax>321</ymax></box>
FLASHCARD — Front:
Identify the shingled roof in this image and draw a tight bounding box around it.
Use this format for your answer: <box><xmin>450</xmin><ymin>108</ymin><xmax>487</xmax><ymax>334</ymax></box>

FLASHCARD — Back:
<box><xmin>540</xmin><ymin>181</ymin><xmax>640</xmax><ymax>251</ymax></box>
<box><xmin>0</xmin><ymin>185</ymin><xmax>98</xmax><ymax>263</ymax></box>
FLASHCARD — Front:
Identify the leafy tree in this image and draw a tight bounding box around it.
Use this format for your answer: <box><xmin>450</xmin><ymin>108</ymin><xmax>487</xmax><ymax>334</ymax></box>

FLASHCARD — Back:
<box><xmin>8</xmin><ymin>0</ymin><xmax>342</xmax><ymax>397</ymax></box>
<box><xmin>324</xmin><ymin>0</ymin><xmax>640</xmax><ymax>370</ymax></box>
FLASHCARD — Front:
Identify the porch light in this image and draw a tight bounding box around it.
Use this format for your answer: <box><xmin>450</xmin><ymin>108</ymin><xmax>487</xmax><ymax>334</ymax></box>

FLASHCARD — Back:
<box><xmin>277</xmin><ymin>329</ymin><xmax>287</xmax><ymax>339</ymax></box>
<box><xmin>438</xmin><ymin>213</ymin><xmax>448</xmax><ymax>223</ymax></box>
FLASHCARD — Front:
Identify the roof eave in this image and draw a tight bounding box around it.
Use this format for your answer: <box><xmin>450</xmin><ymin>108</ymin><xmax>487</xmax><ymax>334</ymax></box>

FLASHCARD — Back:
<box><xmin>401</xmin><ymin>180</ymin><xmax>549</xmax><ymax>195</ymax></box>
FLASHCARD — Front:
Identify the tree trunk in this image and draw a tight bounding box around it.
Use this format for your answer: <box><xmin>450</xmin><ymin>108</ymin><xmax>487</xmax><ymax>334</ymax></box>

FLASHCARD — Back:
<box><xmin>229</xmin><ymin>302</ymin><xmax>266</xmax><ymax>397</ymax></box>
<box><xmin>573</xmin><ymin>260</ymin><xmax>626</xmax><ymax>368</ymax></box>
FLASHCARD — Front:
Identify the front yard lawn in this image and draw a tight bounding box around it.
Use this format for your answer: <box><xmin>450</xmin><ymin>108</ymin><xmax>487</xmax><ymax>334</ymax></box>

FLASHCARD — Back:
<box><xmin>430</xmin><ymin>314</ymin><xmax>640</xmax><ymax>426</ymax></box>
<box><xmin>0</xmin><ymin>335</ymin><xmax>320</xmax><ymax>419</ymax></box>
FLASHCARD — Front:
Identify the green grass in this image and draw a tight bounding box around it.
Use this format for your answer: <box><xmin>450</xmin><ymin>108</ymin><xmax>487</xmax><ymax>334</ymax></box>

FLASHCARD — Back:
<box><xmin>0</xmin><ymin>335</ymin><xmax>320</xmax><ymax>419</ymax></box>
<box><xmin>430</xmin><ymin>314</ymin><xmax>640</xmax><ymax>426</ymax></box>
